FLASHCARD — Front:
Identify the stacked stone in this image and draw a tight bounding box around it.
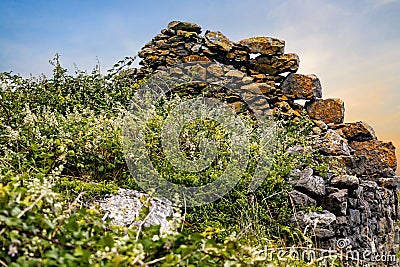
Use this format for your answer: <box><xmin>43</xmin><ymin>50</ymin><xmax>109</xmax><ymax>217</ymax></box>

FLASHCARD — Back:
<box><xmin>133</xmin><ymin>21</ymin><xmax>398</xmax><ymax>262</ymax></box>
<box><xmin>290</xmin><ymin>168</ymin><xmax>398</xmax><ymax>259</ymax></box>
<box><xmin>137</xmin><ymin>21</ymin><xmax>310</xmax><ymax>116</ymax></box>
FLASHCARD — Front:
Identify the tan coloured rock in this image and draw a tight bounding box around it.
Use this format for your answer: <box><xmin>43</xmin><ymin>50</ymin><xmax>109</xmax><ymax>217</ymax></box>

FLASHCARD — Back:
<box><xmin>227</xmin><ymin>101</ymin><xmax>244</xmax><ymax>113</ymax></box>
<box><xmin>155</xmin><ymin>40</ymin><xmax>169</xmax><ymax>49</ymax></box>
<box><xmin>349</xmin><ymin>140</ymin><xmax>397</xmax><ymax>177</ymax></box>
<box><xmin>226</xmin><ymin>48</ymin><xmax>249</xmax><ymax>62</ymax></box>
<box><xmin>176</xmin><ymin>30</ymin><xmax>198</xmax><ymax>38</ymax></box>
<box><xmin>183</xmin><ymin>55</ymin><xmax>211</xmax><ymax>63</ymax></box>
<box><xmin>205</xmin><ymin>31</ymin><xmax>233</xmax><ymax>52</ymax></box>
<box><xmin>165</xmin><ymin>56</ymin><xmax>182</xmax><ymax>66</ymax></box>
<box><xmin>241</xmin><ymin>76</ymin><xmax>254</xmax><ymax>84</ymax></box>
<box><xmin>306</xmin><ymin>98</ymin><xmax>344</xmax><ymax>124</ymax></box>
<box><xmin>241</xmin><ymin>83</ymin><xmax>272</xmax><ymax>95</ymax></box>
<box><xmin>207</xmin><ymin>64</ymin><xmax>224</xmax><ymax>77</ymax></box>
<box><xmin>184</xmin><ymin>64</ymin><xmax>207</xmax><ymax>80</ymax></box>
<box><xmin>254</xmin><ymin>53</ymin><xmax>299</xmax><ymax>75</ymax></box>
<box><xmin>273</xmin><ymin>101</ymin><xmax>291</xmax><ymax>112</ymax></box>
<box><xmin>238</xmin><ymin>36</ymin><xmax>285</xmax><ymax>55</ymax></box>
<box><xmin>225</xmin><ymin>69</ymin><xmax>245</xmax><ymax>78</ymax></box>
<box><xmin>340</xmin><ymin>121</ymin><xmax>376</xmax><ymax>141</ymax></box>
<box><xmin>167</xmin><ymin>21</ymin><xmax>202</xmax><ymax>33</ymax></box>
<box><xmin>281</xmin><ymin>73</ymin><xmax>322</xmax><ymax>100</ymax></box>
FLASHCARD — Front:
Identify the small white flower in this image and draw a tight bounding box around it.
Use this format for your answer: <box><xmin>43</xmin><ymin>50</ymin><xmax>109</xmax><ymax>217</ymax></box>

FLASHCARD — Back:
<box><xmin>152</xmin><ymin>235</ymin><xmax>160</xmax><ymax>242</ymax></box>
<box><xmin>8</xmin><ymin>244</ymin><xmax>18</xmax><ymax>257</ymax></box>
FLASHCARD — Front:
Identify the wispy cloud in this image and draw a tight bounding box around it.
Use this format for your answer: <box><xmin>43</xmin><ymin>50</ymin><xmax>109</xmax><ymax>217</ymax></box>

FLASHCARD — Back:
<box><xmin>366</xmin><ymin>0</ymin><xmax>398</xmax><ymax>9</ymax></box>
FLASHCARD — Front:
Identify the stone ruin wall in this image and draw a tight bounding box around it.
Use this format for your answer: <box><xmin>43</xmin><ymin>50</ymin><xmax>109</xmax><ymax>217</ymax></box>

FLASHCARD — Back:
<box><xmin>130</xmin><ymin>21</ymin><xmax>399</xmax><ymax>259</ymax></box>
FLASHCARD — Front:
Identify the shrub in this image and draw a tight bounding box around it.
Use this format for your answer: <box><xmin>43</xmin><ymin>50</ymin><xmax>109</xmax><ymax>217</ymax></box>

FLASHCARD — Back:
<box><xmin>0</xmin><ymin>55</ymin><xmax>336</xmax><ymax>265</ymax></box>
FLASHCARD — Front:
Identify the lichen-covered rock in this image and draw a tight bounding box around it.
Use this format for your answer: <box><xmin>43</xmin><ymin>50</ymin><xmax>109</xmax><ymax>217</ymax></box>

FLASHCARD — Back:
<box><xmin>226</xmin><ymin>46</ymin><xmax>249</xmax><ymax>62</ymax></box>
<box><xmin>332</xmin><ymin>121</ymin><xmax>376</xmax><ymax>141</ymax></box>
<box><xmin>205</xmin><ymin>31</ymin><xmax>234</xmax><ymax>52</ymax></box>
<box><xmin>167</xmin><ymin>21</ymin><xmax>202</xmax><ymax>33</ymax></box>
<box><xmin>317</xmin><ymin>129</ymin><xmax>351</xmax><ymax>156</ymax></box>
<box><xmin>184</xmin><ymin>63</ymin><xmax>207</xmax><ymax>80</ymax></box>
<box><xmin>306</xmin><ymin>98</ymin><xmax>344</xmax><ymax>124</ymax></box>
<box><xmin>253</xmin><ymin>53</ymin><xmax>299</xmax><ymax>75</ymax></box>
<box><xmin>327</xmin><ymin>155</ymin><xmax>366</xmax><ymax>176</ymax></box>
<box><xmin>281</xmin><ymin>73</ymin><xmax>322</xmax><ymax>100</ymax></box>
<box><xmin>377</xmin><ymin>177</ymin><xmax>398</xmax><ymax>188</ymax></box>
<box><xmin>238</xmin><ymin>36</ymin><xmax>285</xmax><ymax>55</ymax></box>
<box><xmin>349</xmin><ymin>140</ymin><xmax>397</xmax><ymax>177</ymax></box>
<box><xmin>240</xmin><ymin>82</ymin><xmax>273</xmax><ymax>95</ymax></box>
<box><xmin>183</xmin><ymin>55</ymin><xmax>211</xmax><ymax>63</ymax></box>
<box><xmin>206</xmin><ymin>64</ymin><xmax>224</xmax><ymax>77</ymax></box>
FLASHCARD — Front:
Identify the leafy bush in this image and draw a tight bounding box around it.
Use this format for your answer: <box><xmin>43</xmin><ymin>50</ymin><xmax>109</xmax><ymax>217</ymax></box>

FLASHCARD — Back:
<box><xmin>0</xmin><ymin>55</ymin><xmax>337</xmax><ymax>266</ymax></box>
<box><xmin>0</xmin><ymin>55</ymin><xmax>138</xmax><ymax>196</ymax></box>
<box><xmin>1</xmin><ymin>173</ymin><xmax>340</xmax><ymax>266</ymax></box>
<box><xmin>142</xmin><ymin>94</ymin><xmax>328</xmax><ymax>244</ymax></box>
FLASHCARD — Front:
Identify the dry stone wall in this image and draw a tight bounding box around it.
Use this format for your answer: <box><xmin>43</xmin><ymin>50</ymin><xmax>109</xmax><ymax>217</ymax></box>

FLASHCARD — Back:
<box><xmin>130</xmin><ymin>21</ymin><xmax>399</xmax><ymax>261</ymax></box>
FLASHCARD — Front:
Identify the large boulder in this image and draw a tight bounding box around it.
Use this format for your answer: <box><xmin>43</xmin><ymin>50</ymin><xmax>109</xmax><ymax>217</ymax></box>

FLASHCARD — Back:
<box><xmin>306</xmin><ymin>98</ymin><xmax>344</xmax><ymax>124</ymax></box>
<box><xmin>332</xmin><ymin>121</ymin><xmax>376</xmax><ymax>141</ymax></box>
<box><xmin>167</xmin><ymin>21</ymin><xmax>202</xmax><ymax>33</ymax></box>
<box><xmin>205</xmin><ymin>31</ymin><xmax>234</xmax><ymax>52</ymax></box>
<box><xmin>349</xmin><ymin>140</ymin><xmax>397</xmax><ymax>177</ymax></box>
<box><xmin>281</xmin><ymin>73</ymin><xmax>322</xmax><ymax>100</ymax></box>
<box><xmin>238</xmin><ymin>36</ymin><xmax>285</xmax><ymax>55</ymax></box>
<box><xmin>253</xmin><ymin>53</ymin><xmax>299</xmax><ymax>75</ymax></box>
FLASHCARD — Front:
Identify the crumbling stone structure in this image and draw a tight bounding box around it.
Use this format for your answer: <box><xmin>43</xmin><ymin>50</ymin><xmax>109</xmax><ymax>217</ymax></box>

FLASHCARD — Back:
<box><xmin>129</xmin><ymin>21</ymin><xmax>398</xmax><ymax>263</ymax></box>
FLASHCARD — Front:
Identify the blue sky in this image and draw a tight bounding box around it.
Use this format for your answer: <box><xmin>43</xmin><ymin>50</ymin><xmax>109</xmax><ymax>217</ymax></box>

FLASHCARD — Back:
<box><xmin>1</xmin><ymin>0</ymin><xmax>400</xmax><ymax>171</ymax></box>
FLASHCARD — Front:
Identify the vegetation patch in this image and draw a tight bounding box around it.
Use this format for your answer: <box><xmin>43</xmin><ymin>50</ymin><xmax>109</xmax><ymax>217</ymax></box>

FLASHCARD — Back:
<box><xmin>1</xmin><ymin>55</ymin><xmax>340</xmax><ymax>266</ymax></box>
